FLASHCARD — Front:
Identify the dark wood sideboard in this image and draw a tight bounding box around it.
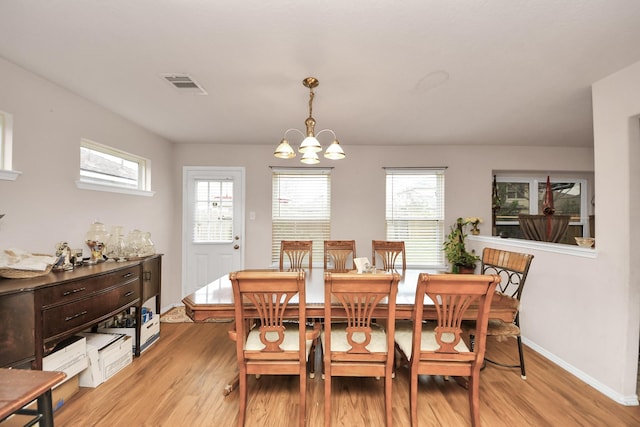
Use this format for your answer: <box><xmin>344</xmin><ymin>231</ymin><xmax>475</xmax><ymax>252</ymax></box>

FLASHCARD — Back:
<box><xmin>0</xmin><ymin>254</ymin><xmax>162</xmax><ymax>369</ymax></box>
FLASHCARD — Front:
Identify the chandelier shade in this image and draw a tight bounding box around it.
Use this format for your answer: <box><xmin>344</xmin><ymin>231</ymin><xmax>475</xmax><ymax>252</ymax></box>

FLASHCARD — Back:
<box><xmin>274</xmin><ymin>77</ymin><xmax>345</xmax><ymax>162</ymax></box>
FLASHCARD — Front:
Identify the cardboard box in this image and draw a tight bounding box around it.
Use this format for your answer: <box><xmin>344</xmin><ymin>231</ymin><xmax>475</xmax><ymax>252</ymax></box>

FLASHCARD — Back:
<box><xmin>78</xmin><ymin>333</ymin><xmax>132</xmax><ymax>388</ymax></box>
<box><xmin>43</xmin><ymin>335</ymin><xmax>88</xmax><ymax>379</ymax></box>
<box><xmin>52</xmin><ymin>373</ymin><xmax>80</xmax><ymax>412</ymax></box>
<box><xmin>98</xmin><ymin>314</ymin><xmax>160</xmax><ymax>353</ymax></box>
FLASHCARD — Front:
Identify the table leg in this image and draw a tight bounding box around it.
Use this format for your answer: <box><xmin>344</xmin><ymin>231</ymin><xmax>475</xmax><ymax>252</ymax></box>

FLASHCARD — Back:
<box><xmin>36</xmin><ymin>389</ymin><xmax>55</xmax><ymax>427</ymax></box>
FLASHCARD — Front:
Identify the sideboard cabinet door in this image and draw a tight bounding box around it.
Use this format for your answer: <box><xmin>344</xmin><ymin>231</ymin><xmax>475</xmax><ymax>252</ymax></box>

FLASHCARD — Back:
<box><xmin>0</xmin><ymin>291</ymin><xmax>35</xmax><ymax>368</ymax></box>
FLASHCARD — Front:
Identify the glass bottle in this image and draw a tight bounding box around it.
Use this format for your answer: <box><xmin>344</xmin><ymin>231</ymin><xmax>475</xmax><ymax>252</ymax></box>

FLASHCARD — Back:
<box><xmin>105</xmin><ymin>226</ymin><xmax>126</xmax><ymax>261</ymax></box>
<box><xmin>85</xmin><ymin>222</ymin><xmax>109</xmax><ymax>264</ymax></box>
<box><xmin>140</xmin><ymin>232</ymin><xmax>156</xmax><ymax>256</ymax></box>
<box><xmin>125</xmin><ymin>229</ymin><xmax>143</xmax><ymax>258</ymax></box>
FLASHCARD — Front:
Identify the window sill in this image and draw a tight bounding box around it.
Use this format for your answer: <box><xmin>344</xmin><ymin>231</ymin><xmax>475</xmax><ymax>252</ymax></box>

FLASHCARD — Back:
<box><xmin>75</xmin><ymin>180</ymin><xmax>155</xmax><ymax>197</ymax></box>
<box><xmin>0</xmin><ymin>169</ymin><xmax>22</xmax><ymax>181</ymax></box>
<box><xmin>467</xmin><ymin>235</ymin><xmax>598</xmax><ymax>258</ymax></box>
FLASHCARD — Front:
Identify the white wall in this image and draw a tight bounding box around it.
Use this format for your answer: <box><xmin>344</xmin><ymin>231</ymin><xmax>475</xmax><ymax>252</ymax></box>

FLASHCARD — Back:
<box><xmin>592</xmin><ymin>59</ymin><xmax>640</xmax><ymax>402</ymax></box>
<box><xmin>175</xmin><ymin>144</ymin><xmax>593</xmax><ymax>268</ymax></box>
<box><xmin>0</xmin><ymin>57</ymin><xmax>180</xmax><ymax>308</ymax></box>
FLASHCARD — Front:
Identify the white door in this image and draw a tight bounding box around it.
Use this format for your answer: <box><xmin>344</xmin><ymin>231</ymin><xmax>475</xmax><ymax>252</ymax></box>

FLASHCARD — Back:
<box><xmin>182</xmin><ymin>167</ymin><xmax>245</xmax><ymax>297</ymax></box>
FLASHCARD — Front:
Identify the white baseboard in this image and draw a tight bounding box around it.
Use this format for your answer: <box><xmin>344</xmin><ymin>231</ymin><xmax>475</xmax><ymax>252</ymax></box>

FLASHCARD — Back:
<box><xmin>523</xmin><ymin>337</ymin><xmax>639</xmax><ymax>406</ymax></box>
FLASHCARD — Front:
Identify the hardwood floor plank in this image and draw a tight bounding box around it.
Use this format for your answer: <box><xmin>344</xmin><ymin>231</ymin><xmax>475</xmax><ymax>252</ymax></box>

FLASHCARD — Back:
<box><xmin>52</xmin><ymin>323</ymin><xmax>640</xmax><ymax>426</ymax></box>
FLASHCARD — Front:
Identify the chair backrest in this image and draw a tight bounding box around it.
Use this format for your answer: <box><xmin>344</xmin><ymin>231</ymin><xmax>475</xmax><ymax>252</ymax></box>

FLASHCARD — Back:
<box><xmin>324</xmin><ymin>240</ymin><xmax>356</xmax><ymax>272</ymax></box>
<box><xmin>371</xmin><ymin>240</ymin><xmax>406</xmax><ymax>271</ymax></box>
<box><xmin>412</xmin><ymin>273</ymin><xmax>499</xmax><ymax>363</ymax></box>
<box><xmin>481</xmin><ymin>247</ymin><xmax>534</xmax><ymax>302</ymax></box>
<box><xmin>229</xmin><ymin>270</ymin><xmax>306</xmax><ymax>361</ymax></box>
<box><xmin>324</xmin><ymin>272</ymin><xmax>400</xmax><ymax>360</ymax></box>
<box><xmin>279</xmin><ymin>240</ymin><xmax>313</xmax><ymax>271</ymax></box>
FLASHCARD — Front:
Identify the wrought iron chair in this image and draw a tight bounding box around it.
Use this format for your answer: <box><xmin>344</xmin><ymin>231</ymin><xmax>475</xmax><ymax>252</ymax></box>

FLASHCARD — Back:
<box><xmin>323</xmin><ymin>240</ymin><xmax>356</xmax><ymax>272</ymax></box>
<box><xmin>394</xmin><ymin>273</ymin><xmax>500</xmax><ymax>427</ymax></box>
<box><xmin>279</xmin><ymin>240</ymin><xmax>313</xmax><ymax>271</ymax></box>
<box><xmin>323</xmin><ymin>272</ymin><xmax>400</xmax><ymax>427</ymax></box>
<box><xmin>465</xmin><ymin>247</ymin><xmax>534</xmax><ymax>379</ymax></box>
<box><xmin>371</xmin><ymin>240</ymin><xmax>406</xmax><ymax>271</ymax></box>
<box><xmin>228</xmin><ymin>270</ymin><xmax>320</xmax><ymax>427</ymax></box>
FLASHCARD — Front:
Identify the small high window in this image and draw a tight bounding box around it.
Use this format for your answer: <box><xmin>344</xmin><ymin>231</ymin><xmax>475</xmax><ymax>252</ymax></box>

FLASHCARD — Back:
<box><xmin>78</xmin><ymin>139</ymin><xmax>152</xmax><ymax>195</ymax></box>
<box><xmin>0</xmin><ymin>110</ymin><xmax>20</xmax><ymax>181</ymax></box>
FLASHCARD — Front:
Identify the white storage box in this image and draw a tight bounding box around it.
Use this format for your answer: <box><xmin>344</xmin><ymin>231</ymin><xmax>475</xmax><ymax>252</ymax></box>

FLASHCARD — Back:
<box><xmin>43</xmin><ymin>335</ymin><xmax>88</xmax><ymax>379</ymax></box>
<box><xmin>98</xmin><ymin>314</ymin><xmax>160</xmax><ymax>353</ymax></box>
<box><xmin>78</xmin><ymin>333</ymin><xmax>132</xmax><ymax>388</ymax></box>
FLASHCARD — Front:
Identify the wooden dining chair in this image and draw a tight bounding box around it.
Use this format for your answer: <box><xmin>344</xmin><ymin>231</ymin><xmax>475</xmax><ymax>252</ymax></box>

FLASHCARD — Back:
<box><xmin>323</xmin><ymin>272</ymin><xmax>400</xmax><ymax>427</ymax></box>
<box><xmin>465</xmin><ymin>247</ymin><xmax>534</xmax><ymax>379</ymax></box>
<box><xmin>394</xmin><ymin>273</ymin><xmax>500</xmax><ymax>427</ymax></box>
<box><xmin>323</xmin><ymin>240</ymin><xmax>356</xmax><ymax>272</ymax></box>
<box><xmin>280</xmin><ymin>240</ymin><xmax>313</xmax><ymax>271</ymax></box>
<box><xmin>372</xmin><ymin>240</ymin><xmax>406</xmax><ymax>271</ymax></box>
<box><xmin>228</xmin><ymin>270</ymin><xmax>320</xmax><ymax>427</ymax></box>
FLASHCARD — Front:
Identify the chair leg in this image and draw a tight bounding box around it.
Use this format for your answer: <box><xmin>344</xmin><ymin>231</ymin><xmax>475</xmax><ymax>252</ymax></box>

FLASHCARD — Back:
<box><xmin>516</xmin><ymin>335</ymin><xmax>526</xmax><ymax>379</ymax></box>
<box><xmin>309</xmin><ymin>338</ymin><xmax>317</xmax><ymax>379</ymax></box>
<box><xmin>468</xmin><ymin>367</ymin><xmax>481</xmax><ymax>427</ymax></box>
<box><xmin>238</xmin><ymin>373</ymin><xmax>247</xmax><ymax>427</ymax></box>
<box><xmin>473</xmin><ymin>333</ymin><xmax>527</xmax><ymax>379</ymax></box>
<box><xmin>385</xmin><ymin>368</ymin><xmax>393</xmax><ymax>427</ymax></box>
<box><xmin>410</xmin><ymin>367</ymin><xmax>419</xmax><ymax>427</ymax></box>
<box><xmin>300</xmin><ymin>366</ymin><xmax>307</xmax><ymax>427</ymax></box>
<box><xmin>324</xmin><ymin>369</ymin><xmax>331</xmax><ymax>427</ymax></box>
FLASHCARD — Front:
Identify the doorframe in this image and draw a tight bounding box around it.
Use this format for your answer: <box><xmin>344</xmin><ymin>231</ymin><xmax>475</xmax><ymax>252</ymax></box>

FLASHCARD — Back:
<box><xmin>181</xmin><ymin>166</ymin><xmax>246</xmax><ymax>297</ymax></box>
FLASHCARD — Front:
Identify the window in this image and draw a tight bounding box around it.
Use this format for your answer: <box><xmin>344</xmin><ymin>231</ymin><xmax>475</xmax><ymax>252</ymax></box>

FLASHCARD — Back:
<box><xmin>78</xmin><ymin>139</ymin><xmax>152</xmax><ymax>195</ymax></box>
<box><xmin>0</xmin><ymin>111</ymin><xmax>5</xmax><ymax>167</ymax></box>
<box><xmin>272</xmin><ymin>168</ymin><xmax>331</xmax><ymax>264</ymax></box>
<box><xmin>192</xmin><ymin>179</ymin><xmax>234</xmax><ymax>243</ymax></box>
<box><xmin>0</xmin><ymin>110</ymin><xmax>20</xmax><ymax>181</ymax></box>
<box><xmin>385</xmin><ymin>168</ymin><xmax>445</xmax><ymax>267</ymax></box>
<box><xmin>494</xmin><ymin>176</ymin><xmax>589</xmax><ymax>243</ymax></box>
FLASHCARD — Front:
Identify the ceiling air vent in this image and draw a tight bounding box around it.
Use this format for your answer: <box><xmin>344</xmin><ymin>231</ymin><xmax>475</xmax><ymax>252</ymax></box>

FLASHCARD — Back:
<box><xmin>160</xmin><ymin>74</ymin><xmax>208</xmax><ymax>95</ymax></box>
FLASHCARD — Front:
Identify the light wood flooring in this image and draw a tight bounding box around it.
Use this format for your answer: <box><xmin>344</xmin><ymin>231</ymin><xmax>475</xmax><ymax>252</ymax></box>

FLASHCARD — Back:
<box><xmin>50</xmin><ymin>322</ymin><xmax>640</xmax><ymax>427</ymax></box>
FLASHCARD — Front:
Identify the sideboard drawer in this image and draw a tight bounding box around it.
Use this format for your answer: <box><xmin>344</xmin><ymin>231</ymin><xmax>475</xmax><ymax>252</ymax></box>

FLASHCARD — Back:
<box><xmin>38</xmin><ymin>266</ymin><xmax>140</xmax><ymax>308</ymax></box>
<box><xmin>42</xmin><ymin>280</ymin><xmax>140</xmax><ymax>340</ymax></box>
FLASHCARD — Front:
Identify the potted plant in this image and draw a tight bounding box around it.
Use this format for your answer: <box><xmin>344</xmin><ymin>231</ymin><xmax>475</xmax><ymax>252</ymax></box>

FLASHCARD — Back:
<box><xmin>443</xmin><ymin>217</ymin><xmax>480</xmax><ymax>273</ymax></box>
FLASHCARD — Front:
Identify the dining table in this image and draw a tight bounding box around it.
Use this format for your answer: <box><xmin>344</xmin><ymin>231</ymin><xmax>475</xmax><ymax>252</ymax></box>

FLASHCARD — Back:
<box><xmin>182</xmin><ymin>268</ymin><xmax>518</xmax><ymax>323</ymax></box>
<box><xmin>182</xmin><ymin>268</ymin><xmax>518</xmax><ymax>395</ymax></box>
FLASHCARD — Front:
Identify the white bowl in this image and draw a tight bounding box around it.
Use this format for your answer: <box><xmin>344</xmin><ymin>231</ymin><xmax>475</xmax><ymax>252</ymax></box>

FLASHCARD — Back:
<box><xmin>575</xmin><ymin>237</ymin><xmax>595</xmax><ymax>248</ymax></box>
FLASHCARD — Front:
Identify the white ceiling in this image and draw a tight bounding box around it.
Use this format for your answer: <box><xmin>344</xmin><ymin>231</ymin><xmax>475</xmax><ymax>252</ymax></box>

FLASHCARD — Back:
<box><xmin>1</xmin><ymin>1</ymin><xmax>640</xmax><ymax>149</ymax></box>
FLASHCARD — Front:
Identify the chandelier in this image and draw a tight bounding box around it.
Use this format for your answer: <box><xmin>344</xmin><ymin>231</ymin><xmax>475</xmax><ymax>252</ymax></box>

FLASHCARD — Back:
<box><xmin>274</xmin><ymin>77</ymin><xmax>345</xmax><ymax>164</ymax></box>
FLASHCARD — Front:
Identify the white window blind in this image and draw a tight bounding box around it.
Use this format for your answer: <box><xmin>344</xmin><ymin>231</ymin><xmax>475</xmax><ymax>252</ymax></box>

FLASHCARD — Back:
<box><xmin>193</xmin><ymin>179</ymin><xmax>234</xmax><ymax>243</ymax></box>
<box><xmin>385</xmin><ymin>168</ymin><xmax>445</xmax><ymax>267</ymax></box>
<box><xmin>272</xmin><ymin>168</ymin><xmax>331</xmax><ymax>264</ymax></box>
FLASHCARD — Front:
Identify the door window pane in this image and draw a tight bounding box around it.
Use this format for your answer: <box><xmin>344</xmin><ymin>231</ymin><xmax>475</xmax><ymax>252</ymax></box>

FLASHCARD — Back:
<box><xmin>193</xmin><ymin>180</ymin><xmax>234</xmax><ymax>243</ymax></box>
